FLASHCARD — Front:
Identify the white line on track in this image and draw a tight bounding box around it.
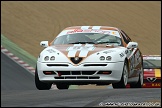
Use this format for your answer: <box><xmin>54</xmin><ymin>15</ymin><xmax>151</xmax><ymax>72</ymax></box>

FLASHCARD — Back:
<box><xmin>1</xmin><ymin>45</ymin><xmax>57</xmax><ymax>90</ymax></box>
<box><xmin>1</xmin><ymin>45</ymin><xmax>35</xmax><ymax>74</ymax></box>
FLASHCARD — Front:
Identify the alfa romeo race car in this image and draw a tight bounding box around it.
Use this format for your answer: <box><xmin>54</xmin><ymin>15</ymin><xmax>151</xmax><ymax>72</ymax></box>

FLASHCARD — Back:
<box><xmin>142</xmin><ymin>55</ymin><xmax>161</xmax><ymax>88</ymax></box>
<box><xmin>35</xmin><ymin>26</ymin><xmax>143</xmax><ymax>90</ymax></box>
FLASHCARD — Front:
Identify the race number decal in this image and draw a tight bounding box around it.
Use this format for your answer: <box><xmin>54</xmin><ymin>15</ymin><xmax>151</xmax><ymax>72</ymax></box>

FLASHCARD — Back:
<box><xmin>119</xmin><ymin>52</ymin><xmax>125</xmax><ymax>58</ymax></box>
<box><xmin>67</xmin><ymin>44</ymin><xmax>95</xmax><ymax>57</ymax></box>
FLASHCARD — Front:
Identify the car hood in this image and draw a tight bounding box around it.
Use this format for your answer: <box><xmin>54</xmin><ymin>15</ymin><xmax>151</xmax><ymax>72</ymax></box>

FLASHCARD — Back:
<box><xmin>50</xmin><ymin>44</ymin><xmax>123</xmax><ymax>57</ymax></box>
<box><xmin>39</xmin><ymin>44</ymin><xmax>126</xmax><ymax>64</ymax></box>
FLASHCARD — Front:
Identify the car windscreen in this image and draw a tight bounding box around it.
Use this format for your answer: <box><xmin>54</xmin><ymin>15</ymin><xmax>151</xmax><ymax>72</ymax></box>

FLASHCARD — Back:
<box><xmin>52</xmin><ymin>33</ymin><xmax>123</xmax><ymax>46</ymax></box>
<box><xmin>143</xmin><ymin>59</ymin><xmax>161</xmax><ymax>69</ymax></box>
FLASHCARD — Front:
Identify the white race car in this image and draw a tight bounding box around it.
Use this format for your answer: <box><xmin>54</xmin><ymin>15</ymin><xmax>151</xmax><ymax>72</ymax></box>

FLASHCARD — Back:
<box><xmin>35</xmin><ymin>26</ymin><xmax>143</xmax><ymax>90</ymax></box>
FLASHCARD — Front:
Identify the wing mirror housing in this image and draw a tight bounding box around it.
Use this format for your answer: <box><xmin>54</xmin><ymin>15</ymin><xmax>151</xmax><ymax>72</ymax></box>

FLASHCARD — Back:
<box><xmin>40</xmin><ymin>41</ymin><xmax>49</xmax><ymax>48</ymax></box>
<box><xmin>127</xmin><ymin>42</ymin><xmax>138</xmax><ymax>49</ymax></box>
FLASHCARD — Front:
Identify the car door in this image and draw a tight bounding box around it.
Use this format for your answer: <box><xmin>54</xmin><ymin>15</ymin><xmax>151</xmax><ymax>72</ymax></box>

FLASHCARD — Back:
<box><xmin>120</xmin><ymin>30</ymin><xmax>142</xmax><ymax>78</ymax></box>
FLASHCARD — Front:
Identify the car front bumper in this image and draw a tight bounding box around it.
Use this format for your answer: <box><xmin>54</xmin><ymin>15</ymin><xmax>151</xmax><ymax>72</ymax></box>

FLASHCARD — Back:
<box><xmin>37</xmin><ymin>61</ymin><xmax>124</xmax><ymax>84</ymax></box>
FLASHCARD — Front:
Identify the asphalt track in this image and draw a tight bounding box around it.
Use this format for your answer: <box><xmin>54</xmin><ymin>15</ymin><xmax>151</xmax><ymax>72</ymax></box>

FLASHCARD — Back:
<box><xmin>1</xmin><ymin>52</ymin><xmax>161</xmax><ymax>107</ymax></box>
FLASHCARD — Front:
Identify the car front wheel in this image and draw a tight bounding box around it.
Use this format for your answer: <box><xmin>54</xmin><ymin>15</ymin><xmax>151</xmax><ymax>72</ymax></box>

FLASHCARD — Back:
<box><xmin>35</xmin><ymin>67</ymin><xmax>52</xmax><ymax>90</ymax></box>
<box><xmin>112</xmin><ymin>61</ymin><xmax>128</xmax><ymax>88</ymax></box>
<box><xmin>130</xmin><ymin>67</ymin><xmax>143</xmax><ymax>88</ymax></box>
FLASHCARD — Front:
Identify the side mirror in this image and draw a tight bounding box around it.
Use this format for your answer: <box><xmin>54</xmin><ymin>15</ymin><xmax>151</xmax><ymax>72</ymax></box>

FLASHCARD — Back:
<box><xmin>126</xmin><ymin>42</ymin><xmax>138</xmax><ymax>49</ymax></box>
<box><xmin>40</xmin><ymin>41</ymin><xmax>49</xmax><ymax>48</ymax></box>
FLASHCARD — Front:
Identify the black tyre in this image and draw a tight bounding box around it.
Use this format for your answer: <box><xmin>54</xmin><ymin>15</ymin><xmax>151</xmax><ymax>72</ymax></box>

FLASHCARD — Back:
<box><xmin>35</xmin><ymin>67</ymin><xmax>52</xmax><ymax>90</ymax></box>
<box><xmin>56</xmin><ymin>83</ymin><xmax>69</xmax><ymax>90</ymax></box>
<box><xmin>112</xmin><ymin>61</ymin><xmax>128</xmax><ymax>88</ymax></box>
<box><xmin>130</xmin><ymin>67</ymin><xmax>143</xmax><ymax>88</ymax></box>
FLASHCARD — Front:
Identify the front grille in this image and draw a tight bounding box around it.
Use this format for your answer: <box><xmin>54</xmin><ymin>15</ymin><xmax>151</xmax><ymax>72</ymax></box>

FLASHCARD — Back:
<box><xmin>65</xmin><ymin>76</ymin><xmax>76</xmax><ymax>79</ymax></box>
<box><xmin>71</xmin><ymin>71</ymin><xmax>81</xmax><ymax>75</ymax></box>
<box><xmin>77</xmin><ymin>76</ymin><xmax>88</xmax><ymax>79</ymax></box>
<box><xmin>55</xmin><ymin>77</ymin><xmax>64</xmax><ymax>79</ymax></box>
<box><xmin>47</xmin><ymin>64</ymin><xmax>68</xmax><ymax>67</ymax></box>
<box><xmin>57</xmin><ymin>71</ymin><xmax>70</xmax><ymax>75</ymax></box>
<box><xmin>89</xmin><ymin>76</ymin><xmax>99</xmax><ymax>79</ymax></box>
<box><xmin>82</xmin><ymin>71</ymin><xmax>96</xmax><ymax>75</ymax></box>
<box><xmin>84</xmin><ymin>64</ymin><xmax>107</xmax><ymax>66</ymax></box>
<box><xmin>56</xmin><ymin>71</ymin><xmax>96</xmax><ymax>75</ymax></box>
<box><xmin>54</xmin><ymin>76</ymin><xmax>100</xmax><ymax>79</ymax></box>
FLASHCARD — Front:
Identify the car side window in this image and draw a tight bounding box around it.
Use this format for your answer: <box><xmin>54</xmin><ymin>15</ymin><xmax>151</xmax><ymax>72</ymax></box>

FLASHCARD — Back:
<box><xmin>120</xmin><ymin>31</ymin><xmax>130</xmax><ymax>44</ymax></box>
<box><xmin>121</xmin><ymin>30</ymin><xmax>132</xmax><ymax>42</ymax></box>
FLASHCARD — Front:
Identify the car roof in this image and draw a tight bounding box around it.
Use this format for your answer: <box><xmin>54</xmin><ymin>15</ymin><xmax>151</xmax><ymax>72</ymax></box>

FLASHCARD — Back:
<box><xmin>64</xmin><ymin>26</ymin><xmax>120</xmax><ymax>31</ymax></box>
<box><xmin>50</xmin><ymin>26</ymin><xmax>129</xmax><ymax>47</ymax></box>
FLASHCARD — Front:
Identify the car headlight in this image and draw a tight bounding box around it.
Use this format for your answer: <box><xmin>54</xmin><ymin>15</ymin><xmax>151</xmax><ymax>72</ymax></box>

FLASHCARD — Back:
<box><xmin>100</xmin><ymin>56</ymin><xmax>105</xmax><ymax>61</ymax></box>
<box><xmin>44</xmin><ymin>56</ymin><xmax>49</xmax><ymax>61</ymax></box>
<box><xmin>106</xmin><ymin>56</ymin><xmax>112</xmax><ymax>61</ymax></box>
<box><xmin>50</xmin><ymin>56</ymin><xmax>55</xmax><ymax>61</ymax></box>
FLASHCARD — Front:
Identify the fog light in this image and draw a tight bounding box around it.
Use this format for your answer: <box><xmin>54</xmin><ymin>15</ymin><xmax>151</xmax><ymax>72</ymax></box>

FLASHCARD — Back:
<box><xmin>106</xmin><ymin>56</ymin><xmax>112</xmax><ymax>61</ymax></box>
<box><xmin>50</xmin><ymin>56</ymin><xmax>55</xmax><ymax>61</ymax></box>
<box><xmin>44</xmin><ymin>56</ymin><xmax>49</xmax><ymax>61</ymax></box>
<box><xmin>100</xmin><ymin>56</ymin><xmax>105</xmax><ymax>61</ymax></box>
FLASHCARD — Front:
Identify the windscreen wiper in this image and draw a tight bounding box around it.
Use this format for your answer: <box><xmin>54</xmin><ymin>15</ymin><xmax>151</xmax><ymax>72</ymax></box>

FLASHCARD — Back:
<box><xmin>95</xmin><ymin>41</ymin><xmax>119</xmax><ymax>44</ymax></box>
<box><xmin>68</xmin><ymin>41</ymin><xmax>95</xmax><ymax>44</ymax></box>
